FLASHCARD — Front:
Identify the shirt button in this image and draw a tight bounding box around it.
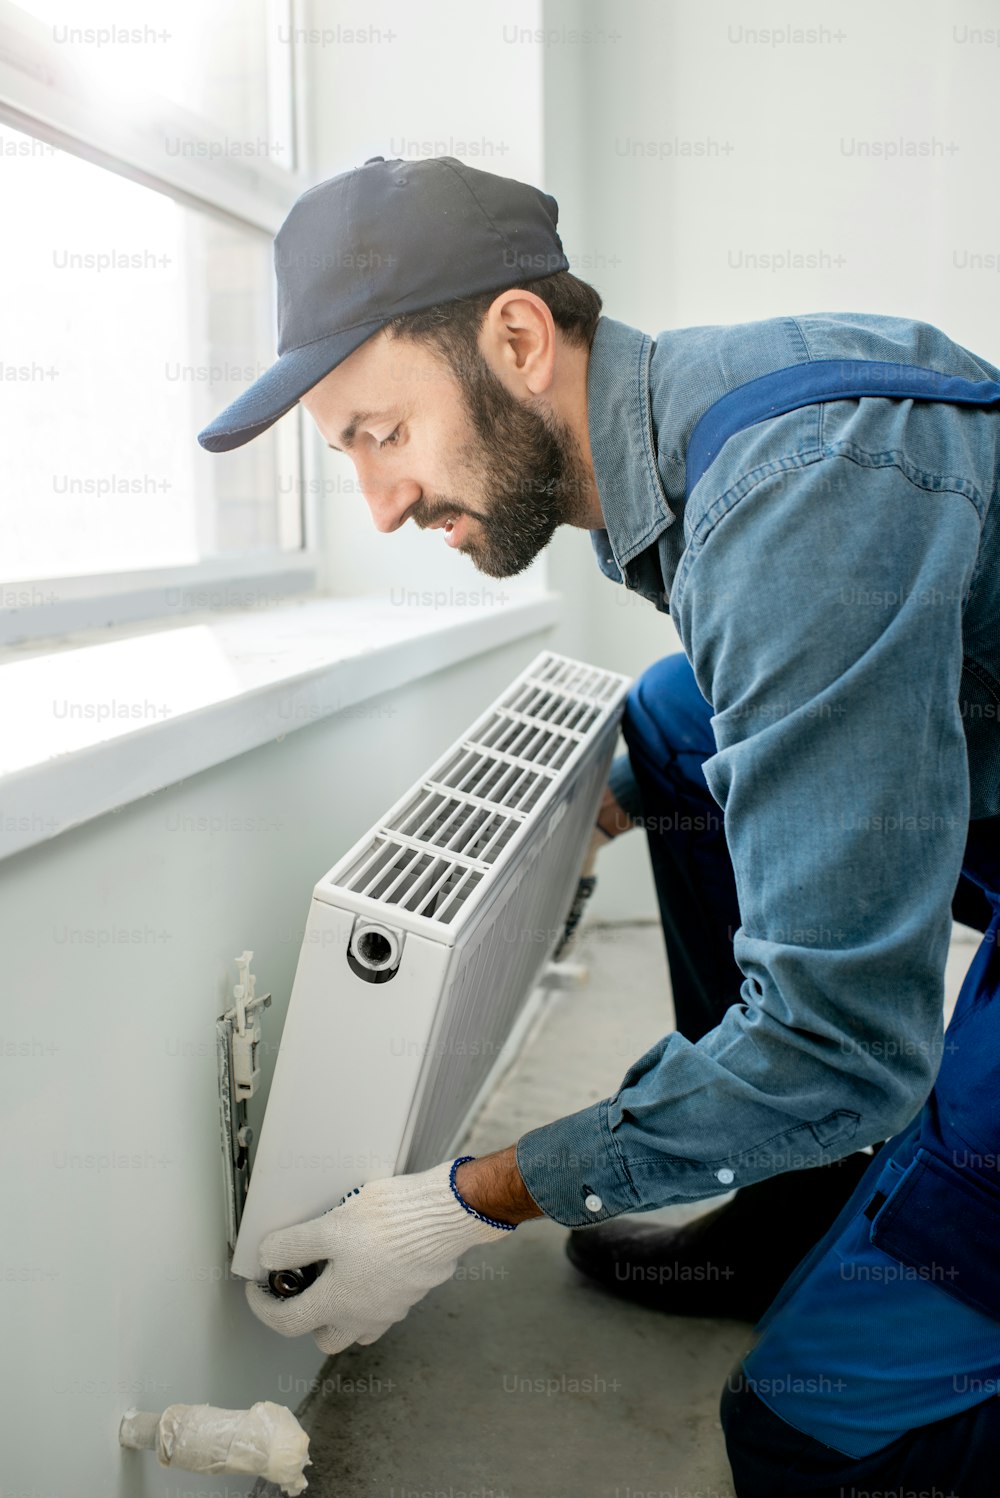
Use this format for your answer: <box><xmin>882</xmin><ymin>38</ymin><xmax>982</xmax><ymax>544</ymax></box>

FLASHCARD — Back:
<box><xmin>584</xmin><ymin>1193</ymin><xmax>603</xmax><ymax>1213</ymax></box>
<box><xmin>716</xmin><ymin>1168</ymin><xmax>735</xmax><ymax>1185</ymax></box>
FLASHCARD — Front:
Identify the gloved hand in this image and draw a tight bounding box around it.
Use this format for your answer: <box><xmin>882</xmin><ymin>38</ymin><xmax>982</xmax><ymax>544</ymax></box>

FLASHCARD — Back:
<box><xmin>245</xmin><ymin>1158</ymin><xmax>514</xmax><ymax>1354</ymax></box>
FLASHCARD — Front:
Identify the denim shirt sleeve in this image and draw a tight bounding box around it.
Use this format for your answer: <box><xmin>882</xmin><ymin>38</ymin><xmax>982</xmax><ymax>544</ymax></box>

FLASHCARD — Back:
<box><xmin>516</xmin><ymin>449</ymin><xmax>982</xmax><ymax>1228</ymax></box>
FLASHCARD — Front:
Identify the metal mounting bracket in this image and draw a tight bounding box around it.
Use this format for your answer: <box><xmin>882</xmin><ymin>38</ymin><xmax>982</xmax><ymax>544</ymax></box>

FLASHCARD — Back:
<box><xmin>217</xmin><ymin>951</ymin><xmax>272</xmax><ymax>1259</ymax></box>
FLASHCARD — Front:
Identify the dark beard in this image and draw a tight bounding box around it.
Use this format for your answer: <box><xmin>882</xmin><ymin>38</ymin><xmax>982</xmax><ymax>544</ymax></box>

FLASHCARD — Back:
<box><xmin>418</xmin><ymin>345</ymin><xmax>593</xmax><ymax>580</ymax></box>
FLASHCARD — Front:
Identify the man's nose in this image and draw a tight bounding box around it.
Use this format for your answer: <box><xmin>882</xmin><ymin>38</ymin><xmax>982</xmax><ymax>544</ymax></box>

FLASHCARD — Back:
<box><xmin>357</xmin><ymin>470</ymin><xmax>421</xmax><ymax>533</ymax></box>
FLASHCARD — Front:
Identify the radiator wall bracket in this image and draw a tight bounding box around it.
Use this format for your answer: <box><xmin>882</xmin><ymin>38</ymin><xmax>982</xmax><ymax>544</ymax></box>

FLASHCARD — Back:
<box><xmin>217</xmin><ymin>951</ymin><xmax>272</xmax><ymax>1259</ymax></box>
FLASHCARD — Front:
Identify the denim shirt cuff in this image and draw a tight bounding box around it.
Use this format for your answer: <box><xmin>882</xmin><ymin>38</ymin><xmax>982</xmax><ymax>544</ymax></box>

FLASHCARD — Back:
<box><xmin>515</xmin><ymin>1099</ymin><xmax>639</xmax><ymax>1226</ymax></box>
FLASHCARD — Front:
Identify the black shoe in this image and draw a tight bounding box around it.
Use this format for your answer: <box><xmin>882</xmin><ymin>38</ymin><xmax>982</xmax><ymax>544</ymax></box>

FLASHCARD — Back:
<box><xmin>565</xmin><ymin>1150</ymin><xmax>877</xmax><ymax>1322</ymax></box>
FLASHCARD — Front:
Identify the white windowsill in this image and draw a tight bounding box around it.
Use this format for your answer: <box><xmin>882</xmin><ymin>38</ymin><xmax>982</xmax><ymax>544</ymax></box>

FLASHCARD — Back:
<box><xmin>0</xmin><ymin>589</ymin><xmax>561</xmax><ymax>862</ymax></box>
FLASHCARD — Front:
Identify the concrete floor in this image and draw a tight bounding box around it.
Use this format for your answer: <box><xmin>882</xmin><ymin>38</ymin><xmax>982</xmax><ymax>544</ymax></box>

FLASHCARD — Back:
<box><xmin>274</xmin><ymin>916</ymin><xmax>981</xmax><ymax>1498</ymax></box>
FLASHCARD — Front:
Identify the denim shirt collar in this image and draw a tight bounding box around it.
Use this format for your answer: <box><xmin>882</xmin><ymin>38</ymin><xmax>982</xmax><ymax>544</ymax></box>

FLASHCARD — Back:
<box><xmin>586</xmin><ymin>315</ymin><xmax>677</xmax><ymax>584</ymax></box>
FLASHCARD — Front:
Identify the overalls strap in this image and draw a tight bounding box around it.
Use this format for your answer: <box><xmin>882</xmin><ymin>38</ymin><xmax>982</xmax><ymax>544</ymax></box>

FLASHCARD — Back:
<box><xmin>686</xmin><ymin>358</ymin><xmax>1000</xmax><ymax>497</ymax></box>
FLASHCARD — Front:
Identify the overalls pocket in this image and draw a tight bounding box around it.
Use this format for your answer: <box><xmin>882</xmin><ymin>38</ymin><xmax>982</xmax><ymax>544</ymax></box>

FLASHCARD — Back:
<box><xmin>869</xmin><ymin>1146</ymin><xmax>1000</xmax><ymax>1321</ymax></box>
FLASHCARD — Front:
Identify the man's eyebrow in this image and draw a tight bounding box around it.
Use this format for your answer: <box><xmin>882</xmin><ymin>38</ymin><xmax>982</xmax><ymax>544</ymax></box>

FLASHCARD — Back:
<box><xmin>327</xmin><ymin>409</ymin><xmax>393</xmax><ymax>452</ymax></box>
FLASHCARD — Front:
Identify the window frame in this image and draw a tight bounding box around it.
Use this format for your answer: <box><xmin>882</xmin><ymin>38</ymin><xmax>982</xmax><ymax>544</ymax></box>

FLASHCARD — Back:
<box><xmin>0</xmin><ymin>0</ymin><xmax>322</xmax><ymax>642</ymax></box>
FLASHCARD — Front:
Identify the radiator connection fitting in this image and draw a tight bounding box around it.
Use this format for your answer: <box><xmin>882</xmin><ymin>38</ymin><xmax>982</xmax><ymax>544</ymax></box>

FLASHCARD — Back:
<box><xmin>347</xmin><ymin>919</ymin><xmax>402</xmax><ymax>984</ymax></box>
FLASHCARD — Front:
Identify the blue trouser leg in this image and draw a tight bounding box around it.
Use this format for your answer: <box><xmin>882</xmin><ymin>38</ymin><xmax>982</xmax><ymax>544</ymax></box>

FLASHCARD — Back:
<box><xmin>609</xmin><ymin>651</ymin><xmax>743</xmax><ymax>1041</ymax></box>
<box><xmin>722</xmin><ymin>818</ymin><xmax>1000</xmax><ymax>1494</ymax></box>
<box><xmin>720</xmin><ymin>1365</ymin><xmax>1000</xmax><ymax>1497</ymax></box>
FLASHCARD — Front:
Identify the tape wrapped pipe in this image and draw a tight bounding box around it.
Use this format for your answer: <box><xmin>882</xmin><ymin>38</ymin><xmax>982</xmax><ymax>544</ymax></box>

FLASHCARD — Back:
<box><xmin>121</xmin><ymin>1401</ymin><xmax>311</xmax><ymax>1495</ymax></box>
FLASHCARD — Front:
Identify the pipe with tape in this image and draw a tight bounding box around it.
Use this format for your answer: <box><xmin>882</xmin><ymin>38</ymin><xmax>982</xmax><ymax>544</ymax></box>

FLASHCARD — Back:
<box><xmin>119</xmin><ymin>1401</ymin><xmax>310</xmax><ymax>1494</ymax></box>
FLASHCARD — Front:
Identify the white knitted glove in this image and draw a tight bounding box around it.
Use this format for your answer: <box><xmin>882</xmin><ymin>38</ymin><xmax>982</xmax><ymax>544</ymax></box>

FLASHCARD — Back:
<box><xmin>245</xmin><ymin>1159</ymin><xmax>514</xmax><ymax>1354</ymax></box>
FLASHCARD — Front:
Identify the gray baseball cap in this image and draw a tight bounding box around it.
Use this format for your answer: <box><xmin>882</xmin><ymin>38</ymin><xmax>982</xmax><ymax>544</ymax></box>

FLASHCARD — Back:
<box><xmin>197</xmin><ymin>154</ymin><xmax>569</xmax><ymax>453</ymax></box>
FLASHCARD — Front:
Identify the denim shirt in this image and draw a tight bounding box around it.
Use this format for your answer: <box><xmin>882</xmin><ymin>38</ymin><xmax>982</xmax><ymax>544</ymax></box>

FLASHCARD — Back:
<box><xmin>516</xmin><ymin>312</ymin><xmax>1000</xmax><ymax>1227</ymax></box>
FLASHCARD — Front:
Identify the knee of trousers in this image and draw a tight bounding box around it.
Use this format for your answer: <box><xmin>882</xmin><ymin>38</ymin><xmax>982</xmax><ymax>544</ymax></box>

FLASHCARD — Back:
<box><xmin>621</xmin><ymin>652</ymin><xmax>715</xmax><ymax>793</ymax></box>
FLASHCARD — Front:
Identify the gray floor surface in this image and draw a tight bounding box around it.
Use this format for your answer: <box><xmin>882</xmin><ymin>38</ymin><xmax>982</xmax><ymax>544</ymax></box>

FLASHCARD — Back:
<box><xmin>283</xmin><ymin>917</ymin><xmax>980</xmax><ymax>1498</ymax></box>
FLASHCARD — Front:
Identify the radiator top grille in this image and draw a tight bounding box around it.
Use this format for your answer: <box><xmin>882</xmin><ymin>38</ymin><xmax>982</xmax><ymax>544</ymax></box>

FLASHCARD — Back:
<box><xmin>333</xmin><ymin>653</ymin><xmax>624</xmax><ymax>928</ymax></box>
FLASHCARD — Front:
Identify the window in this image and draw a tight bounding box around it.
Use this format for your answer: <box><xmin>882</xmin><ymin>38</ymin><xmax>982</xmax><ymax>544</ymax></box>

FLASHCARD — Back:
<box><xmin>0</xmin><ymin>0</ymin><xmax>311</xmax><ymax>627</ymax></box>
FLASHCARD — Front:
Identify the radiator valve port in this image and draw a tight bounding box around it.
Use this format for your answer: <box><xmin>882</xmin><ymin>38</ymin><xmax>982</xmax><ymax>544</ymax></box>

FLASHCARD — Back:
<box><xmin>347</xmin><ymin>919</ymin><xmax>402</xmax><ymax>983</ymax></box>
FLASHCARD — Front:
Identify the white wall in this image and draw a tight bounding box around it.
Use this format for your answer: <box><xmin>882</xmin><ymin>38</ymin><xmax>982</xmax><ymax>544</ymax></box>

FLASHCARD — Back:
<box><xmin>570</xmin><ymin>0</ymin><xmax>1000</xmax><ymax>345</ymax></box>
<box><xmin>541</xmin><ymin>0</ymin><xmax>1000</xmax><ymax>920</ymax></box>
<box><xmin>0</xmin><ymin>636</ymin><xmax>554</xmax><ymax>1498</ymax></box>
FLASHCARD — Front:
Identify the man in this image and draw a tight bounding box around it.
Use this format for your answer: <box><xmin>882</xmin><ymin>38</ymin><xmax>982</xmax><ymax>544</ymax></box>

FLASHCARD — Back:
<box><xmin>199</xmin><ymin>156</ymin><xmax>1000</xmax><ymax>1494</ymax></box>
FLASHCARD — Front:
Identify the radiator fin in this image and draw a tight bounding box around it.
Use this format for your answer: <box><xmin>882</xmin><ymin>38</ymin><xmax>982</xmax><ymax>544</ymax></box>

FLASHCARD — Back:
<box><xmin>336</xmin><ymin>654</ymin><xmax>626</xmax><ymax>928</ymax></box>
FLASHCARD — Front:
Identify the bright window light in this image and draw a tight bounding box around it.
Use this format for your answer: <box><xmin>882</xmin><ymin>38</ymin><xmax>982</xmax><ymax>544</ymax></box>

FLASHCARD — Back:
<box><xmin>1</xmin><ymin>121</ymin><xmax>301</xmax><ymax>583</ymax></box>
<box><xmin>13</xmin><ymin>0</ymin><xmax>289</xmax><ymax>157</ymax></box>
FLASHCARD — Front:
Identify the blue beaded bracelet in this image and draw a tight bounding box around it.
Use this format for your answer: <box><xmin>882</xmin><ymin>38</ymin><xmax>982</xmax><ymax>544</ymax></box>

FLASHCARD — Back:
<box><xmin>449</xmin><ymin>1155</ymin><xmax>517</xmax><ymax>1231</ymax></box>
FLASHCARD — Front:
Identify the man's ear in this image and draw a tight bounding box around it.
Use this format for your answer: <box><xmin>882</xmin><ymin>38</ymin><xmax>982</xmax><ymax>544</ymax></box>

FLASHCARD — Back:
<box><xmin>480</xmin><ymin>289</ymin><xmax>556</xmax><ymax>396</ymax></box>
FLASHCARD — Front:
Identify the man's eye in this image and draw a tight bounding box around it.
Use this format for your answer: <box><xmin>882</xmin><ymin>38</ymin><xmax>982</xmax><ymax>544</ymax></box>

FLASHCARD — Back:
<box><xmin>378</xmin><ymin>427</ymin><xmax>401</xmax><ymax>450</ymax></box>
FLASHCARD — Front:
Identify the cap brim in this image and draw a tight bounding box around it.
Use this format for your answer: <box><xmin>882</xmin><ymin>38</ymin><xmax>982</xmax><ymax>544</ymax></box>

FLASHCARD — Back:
<box><xmin>197</xmin><ymin>316</ymin><xmax>388</xmax><ymax>452</ymax></box>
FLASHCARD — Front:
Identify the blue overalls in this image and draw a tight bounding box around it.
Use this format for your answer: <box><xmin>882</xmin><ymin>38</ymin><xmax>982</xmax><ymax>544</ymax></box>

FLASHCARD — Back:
<box><xmin>609</xmin><ymin>359</ymin><xmax>1000</xmax><ymax>1493</ymax></box>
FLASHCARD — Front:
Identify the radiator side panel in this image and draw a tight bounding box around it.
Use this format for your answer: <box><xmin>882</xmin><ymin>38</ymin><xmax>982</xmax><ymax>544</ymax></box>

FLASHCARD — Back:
<box><xmin>230</xmin><ymin>903</ymin><xmax>453</xmax><ymax>1279</ymax></box>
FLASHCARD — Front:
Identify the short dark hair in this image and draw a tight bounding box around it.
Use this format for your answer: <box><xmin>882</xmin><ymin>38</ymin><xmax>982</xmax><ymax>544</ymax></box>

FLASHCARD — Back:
<box><xmin>382</xmin><ymin>269</ymin><xmax>603</xmax><ymax>364</ymax></box>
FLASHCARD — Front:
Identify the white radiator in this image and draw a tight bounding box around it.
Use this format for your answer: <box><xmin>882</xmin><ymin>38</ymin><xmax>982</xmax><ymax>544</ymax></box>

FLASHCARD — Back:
<box><xmin>230</xmin><ymin>650</ymin><xmax>631</xmax><ymax>1281</ymax></box>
